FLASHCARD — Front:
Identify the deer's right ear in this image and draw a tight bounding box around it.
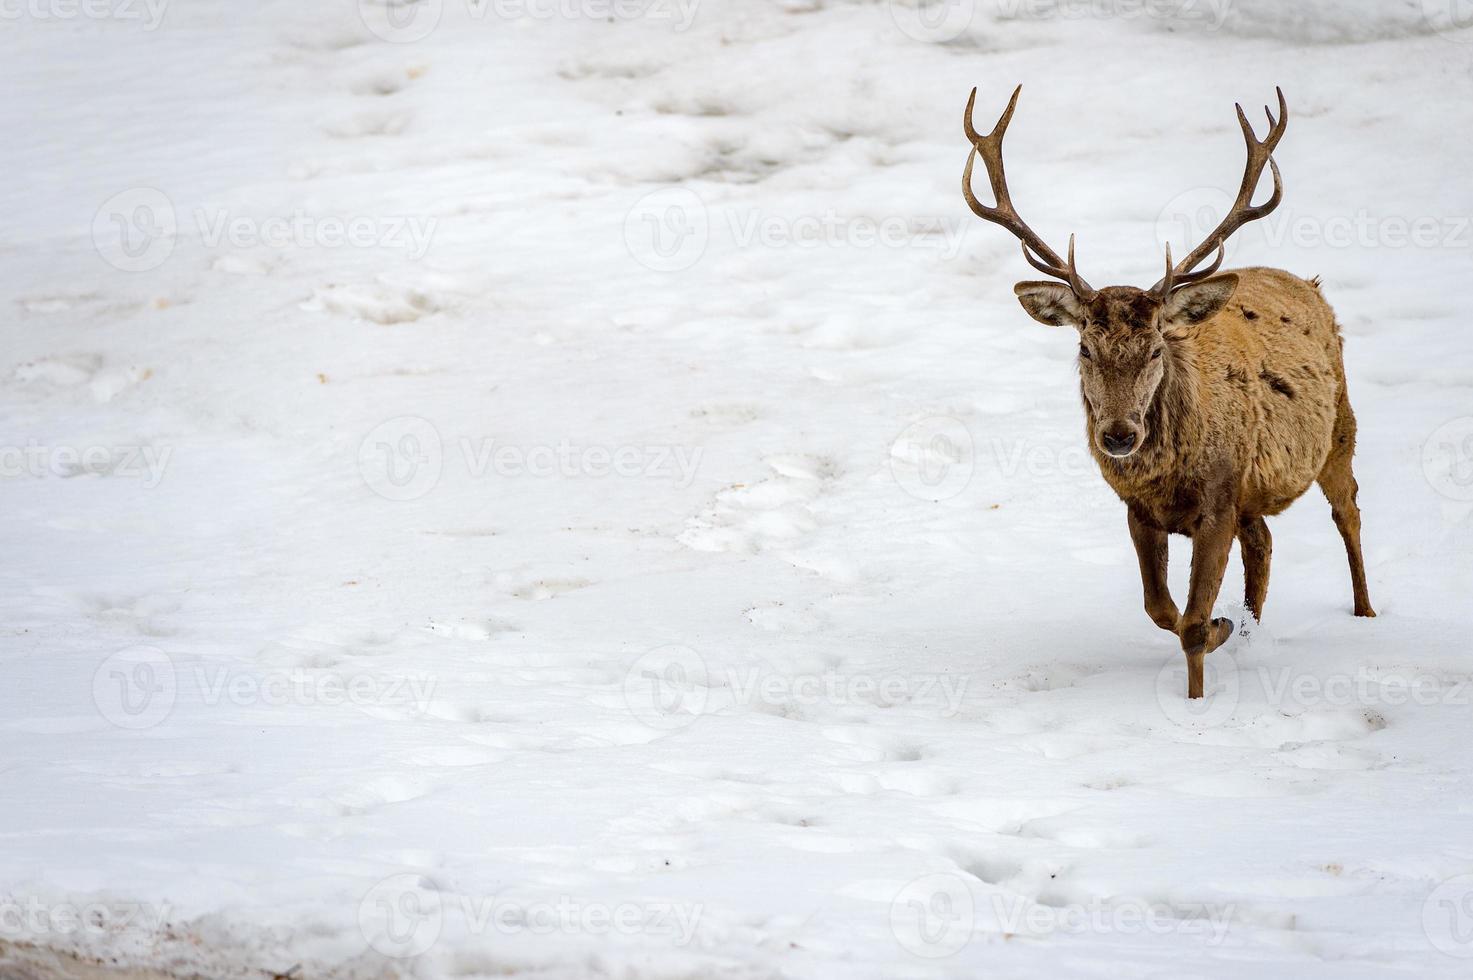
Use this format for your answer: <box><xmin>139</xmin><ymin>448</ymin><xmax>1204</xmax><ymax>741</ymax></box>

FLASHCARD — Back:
<box><xmin>1014</xmin><ymin>282</ymin><xmax>1084</xmax><ymax>328</ymax></box>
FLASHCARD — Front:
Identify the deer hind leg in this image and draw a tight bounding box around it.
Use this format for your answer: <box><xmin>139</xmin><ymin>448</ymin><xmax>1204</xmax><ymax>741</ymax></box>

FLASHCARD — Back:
<box><xmin>1237</xmin><ymin>515</ymin><xmax>1272</xmax><ymax>622</ymax></box>
<box><xmin>1180</xmin><ymin>516</ymin><xmax>1237</xmax><ymax>699</ymax></box>
<box><xmin>1317</xmin><ymin>392</ymin><xmax>1376</xmax><ymax>617</ymax></box>
<box><xmin>1128</xmin><ymin>510</ymin><xmax>1180</xmax><ymax>633</ymax></box>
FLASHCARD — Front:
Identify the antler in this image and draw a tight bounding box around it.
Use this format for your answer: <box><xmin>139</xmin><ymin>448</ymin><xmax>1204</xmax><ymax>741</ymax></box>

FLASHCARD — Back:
<box><xmin>1153</xmin><ymin>87</ymin><xmax>1288</xmax><ymax>297</ymax></box>
<box><xmin>963</xmin><ymin>86</ymin><xmax>1095</xmax><ymax>300</ymax></box>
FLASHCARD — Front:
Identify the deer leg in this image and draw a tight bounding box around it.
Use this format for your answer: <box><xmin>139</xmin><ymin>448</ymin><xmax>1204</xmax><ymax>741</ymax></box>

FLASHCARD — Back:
<box><xmin>1128</xmin><ymin>510</ymin><xmax>1179</xmax><ymax>633</ymax></box>
<box><xmin>1317</xmin><ymin>393</ymin><xmax>1375</xmax><ymax>617</ymax></box>
<box><xmin>1237</xmin><ymin>515</ymin><xmax>1272</xmax><ymax>622</ymax></box>
<box><xmin>1179</xmin><ymin>516</ymin><xmax>1236</xmax><ymax>699</ymax></box>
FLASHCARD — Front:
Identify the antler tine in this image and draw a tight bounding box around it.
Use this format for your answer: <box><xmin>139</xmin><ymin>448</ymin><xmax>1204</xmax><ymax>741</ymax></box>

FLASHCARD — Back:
<box><xmin>1065</xmin><ymin>234</ymin><xmax>1092</xmax><ymax>299</ymax></box>
<box><xmin>1167</xmin><ymin>88</ymin><xmax>1289</xmax><ymax>289</ymax></box>
<box><xmin>1021</xmin><ymin>242</ymin><xmax>1063</xmax><ymax>278</ymax></box>
<box><xmin>962</xmin><ymin>85</ymin><xmax>1094</xmax><ymax>297</ymax></box>
<box><xmin>1174</xmin><ymin>242</ymin><xmax>1226</xmax><ymax>286</ymax></box>
<box><xmin>1151</xmin><ymin>242</ymin><xmax>1225</xmax><ymax>296</ymax></box>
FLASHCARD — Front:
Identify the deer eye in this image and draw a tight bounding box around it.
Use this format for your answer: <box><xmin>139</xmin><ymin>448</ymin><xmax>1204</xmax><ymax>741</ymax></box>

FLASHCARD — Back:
<box><xmin>1151</xmin><ymin>348</ymin><xmax>1163</xmax><ymax>360</ymax></box>
<box><xmin>1079</xmin><ymin>344</ymin><xmax>1092</xmax><ymax>360</ymax></box>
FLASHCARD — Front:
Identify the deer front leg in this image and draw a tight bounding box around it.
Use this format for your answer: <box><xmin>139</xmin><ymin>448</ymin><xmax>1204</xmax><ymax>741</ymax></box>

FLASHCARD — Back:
<box><xmin>1128</xmin><ymin>509</ymin><xmax>1179</xmax><ymax>633</ymax></box>
<box><xmin>1179</xmin><ymin>515</ymin><xmax>1237</xmax><ymax>699</ymax></box>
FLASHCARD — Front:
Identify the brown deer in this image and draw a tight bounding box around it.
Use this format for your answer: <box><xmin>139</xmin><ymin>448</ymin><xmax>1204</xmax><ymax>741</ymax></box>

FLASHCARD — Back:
<box><xmin>961</xmin><ymin>86</ymin><xmax>1375</xmax><ymax>699</ymax></box>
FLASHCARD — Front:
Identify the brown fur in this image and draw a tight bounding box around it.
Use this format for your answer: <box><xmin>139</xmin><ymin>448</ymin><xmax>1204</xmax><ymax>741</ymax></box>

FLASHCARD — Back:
<box><xmin>1017</xmin><ymin>268</ymin><xmax>1375</xmax><ymax>698</ymax></box>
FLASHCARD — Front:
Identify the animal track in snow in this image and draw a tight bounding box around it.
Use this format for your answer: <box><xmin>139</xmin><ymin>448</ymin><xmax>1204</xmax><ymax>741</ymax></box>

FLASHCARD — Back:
<box><xmin>78</xmin><ymin>591</ymin><xmax>184</xmax><ymax>637</ymax></box>
<box><xmin>323</xmin><ymin>775</ymin><xmax>436</xmax><ymax>816</ymax></box>
<box><xmin>321</xmin><ymin>108</ymin><xmax>413</xmax><ymax>139</ymax></box>
<box><xmin>1015</xmin><ymin>815</ymin><xmax>1152</xmax><ymax>850</ymax></box>
<box><xmin>349</xmin><ymin>69</ymin><xmax>414</xmax><ymax>97</ymax></box>
<box><xmin>509</xmin><ymin>578</ymin><xmax>591</xmax><ymax>601</ymax></box>
<box><xmin>678</xmin><ymin>454</ymin><xmax>838</xmax><ymax>561</ymax></box>
<box><xmin>13</xmin><ymin>354</ymin><xmax>152</xmax><ymax>403</ymax></box>
<box><xmin>301</xmin><ymin>282</ymin><xmax>442</xmax><ymax>324</ymax></box>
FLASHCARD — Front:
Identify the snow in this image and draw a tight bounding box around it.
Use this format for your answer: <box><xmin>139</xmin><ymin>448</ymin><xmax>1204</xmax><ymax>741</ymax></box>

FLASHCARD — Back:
<box><xmin>2</xmin><ymin>1</ymin><xmax>1473</xmax><ymax>977</ymax></box>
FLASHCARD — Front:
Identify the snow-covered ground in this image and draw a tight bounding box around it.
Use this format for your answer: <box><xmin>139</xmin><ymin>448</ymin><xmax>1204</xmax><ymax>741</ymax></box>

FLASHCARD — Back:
<box><xmin>3</xmin><ymin>1</ymin><xmax>1473</xmax><ymax>977</ymax></box>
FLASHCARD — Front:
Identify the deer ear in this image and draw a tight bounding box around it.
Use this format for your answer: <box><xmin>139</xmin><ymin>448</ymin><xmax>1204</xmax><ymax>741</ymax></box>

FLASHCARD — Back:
<box><xmin>1014</xmin><ymin>282</ymin><xmax>1084</xmax><ymax>328</ymax></box>
<box><xmin>1162</xmin><ymin>274</ymin><xmax>1238</xmax><ymax>332</ymax></box>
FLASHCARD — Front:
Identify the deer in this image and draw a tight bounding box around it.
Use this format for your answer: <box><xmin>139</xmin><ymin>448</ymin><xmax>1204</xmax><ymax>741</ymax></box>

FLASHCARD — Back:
<box><xmin>960</xmin><ymin>86</ymin><xmax>1375</xmax><ymax>699</ymax></box>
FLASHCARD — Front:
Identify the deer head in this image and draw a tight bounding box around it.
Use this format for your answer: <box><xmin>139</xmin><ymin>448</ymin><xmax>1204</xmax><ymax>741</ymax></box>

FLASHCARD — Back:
<box><xmin>963</xmin><ymin>86</ymin><xmax>1288</xmax><ymax>459</ymax></box>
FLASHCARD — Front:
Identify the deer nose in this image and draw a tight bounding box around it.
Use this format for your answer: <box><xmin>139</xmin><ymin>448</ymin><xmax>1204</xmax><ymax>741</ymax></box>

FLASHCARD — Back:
<box><xmin>1101</xmin><ymin>426</ymin><xmax>1137</xmax><ymax>457</ymax></box>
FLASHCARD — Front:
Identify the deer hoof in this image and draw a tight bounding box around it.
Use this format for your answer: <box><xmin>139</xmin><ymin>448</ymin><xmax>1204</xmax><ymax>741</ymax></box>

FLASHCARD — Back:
<box><xmin>1181</xmin><ymin>617</ymin><xmax>1234</xmax><ymax>657</ymax></box>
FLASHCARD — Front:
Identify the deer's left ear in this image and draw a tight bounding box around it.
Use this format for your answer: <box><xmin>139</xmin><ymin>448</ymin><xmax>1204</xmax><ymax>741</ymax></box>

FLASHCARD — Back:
<box><xmin>1162</xmin><ymin>274</ymin><xmax>1238</xmax><ymax>334</ymax></box>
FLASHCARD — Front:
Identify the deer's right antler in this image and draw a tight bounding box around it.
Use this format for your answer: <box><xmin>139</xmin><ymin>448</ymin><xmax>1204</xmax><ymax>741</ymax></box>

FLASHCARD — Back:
<box><xmin>963</xmin><ymin>86</ymin><xmax>1095</xmax><ymax>300</ymax></box>
<box><xmin>1153</xmin><ymin>88</ymin><xmax>1288</xmax><ymax>297</ymax></box>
